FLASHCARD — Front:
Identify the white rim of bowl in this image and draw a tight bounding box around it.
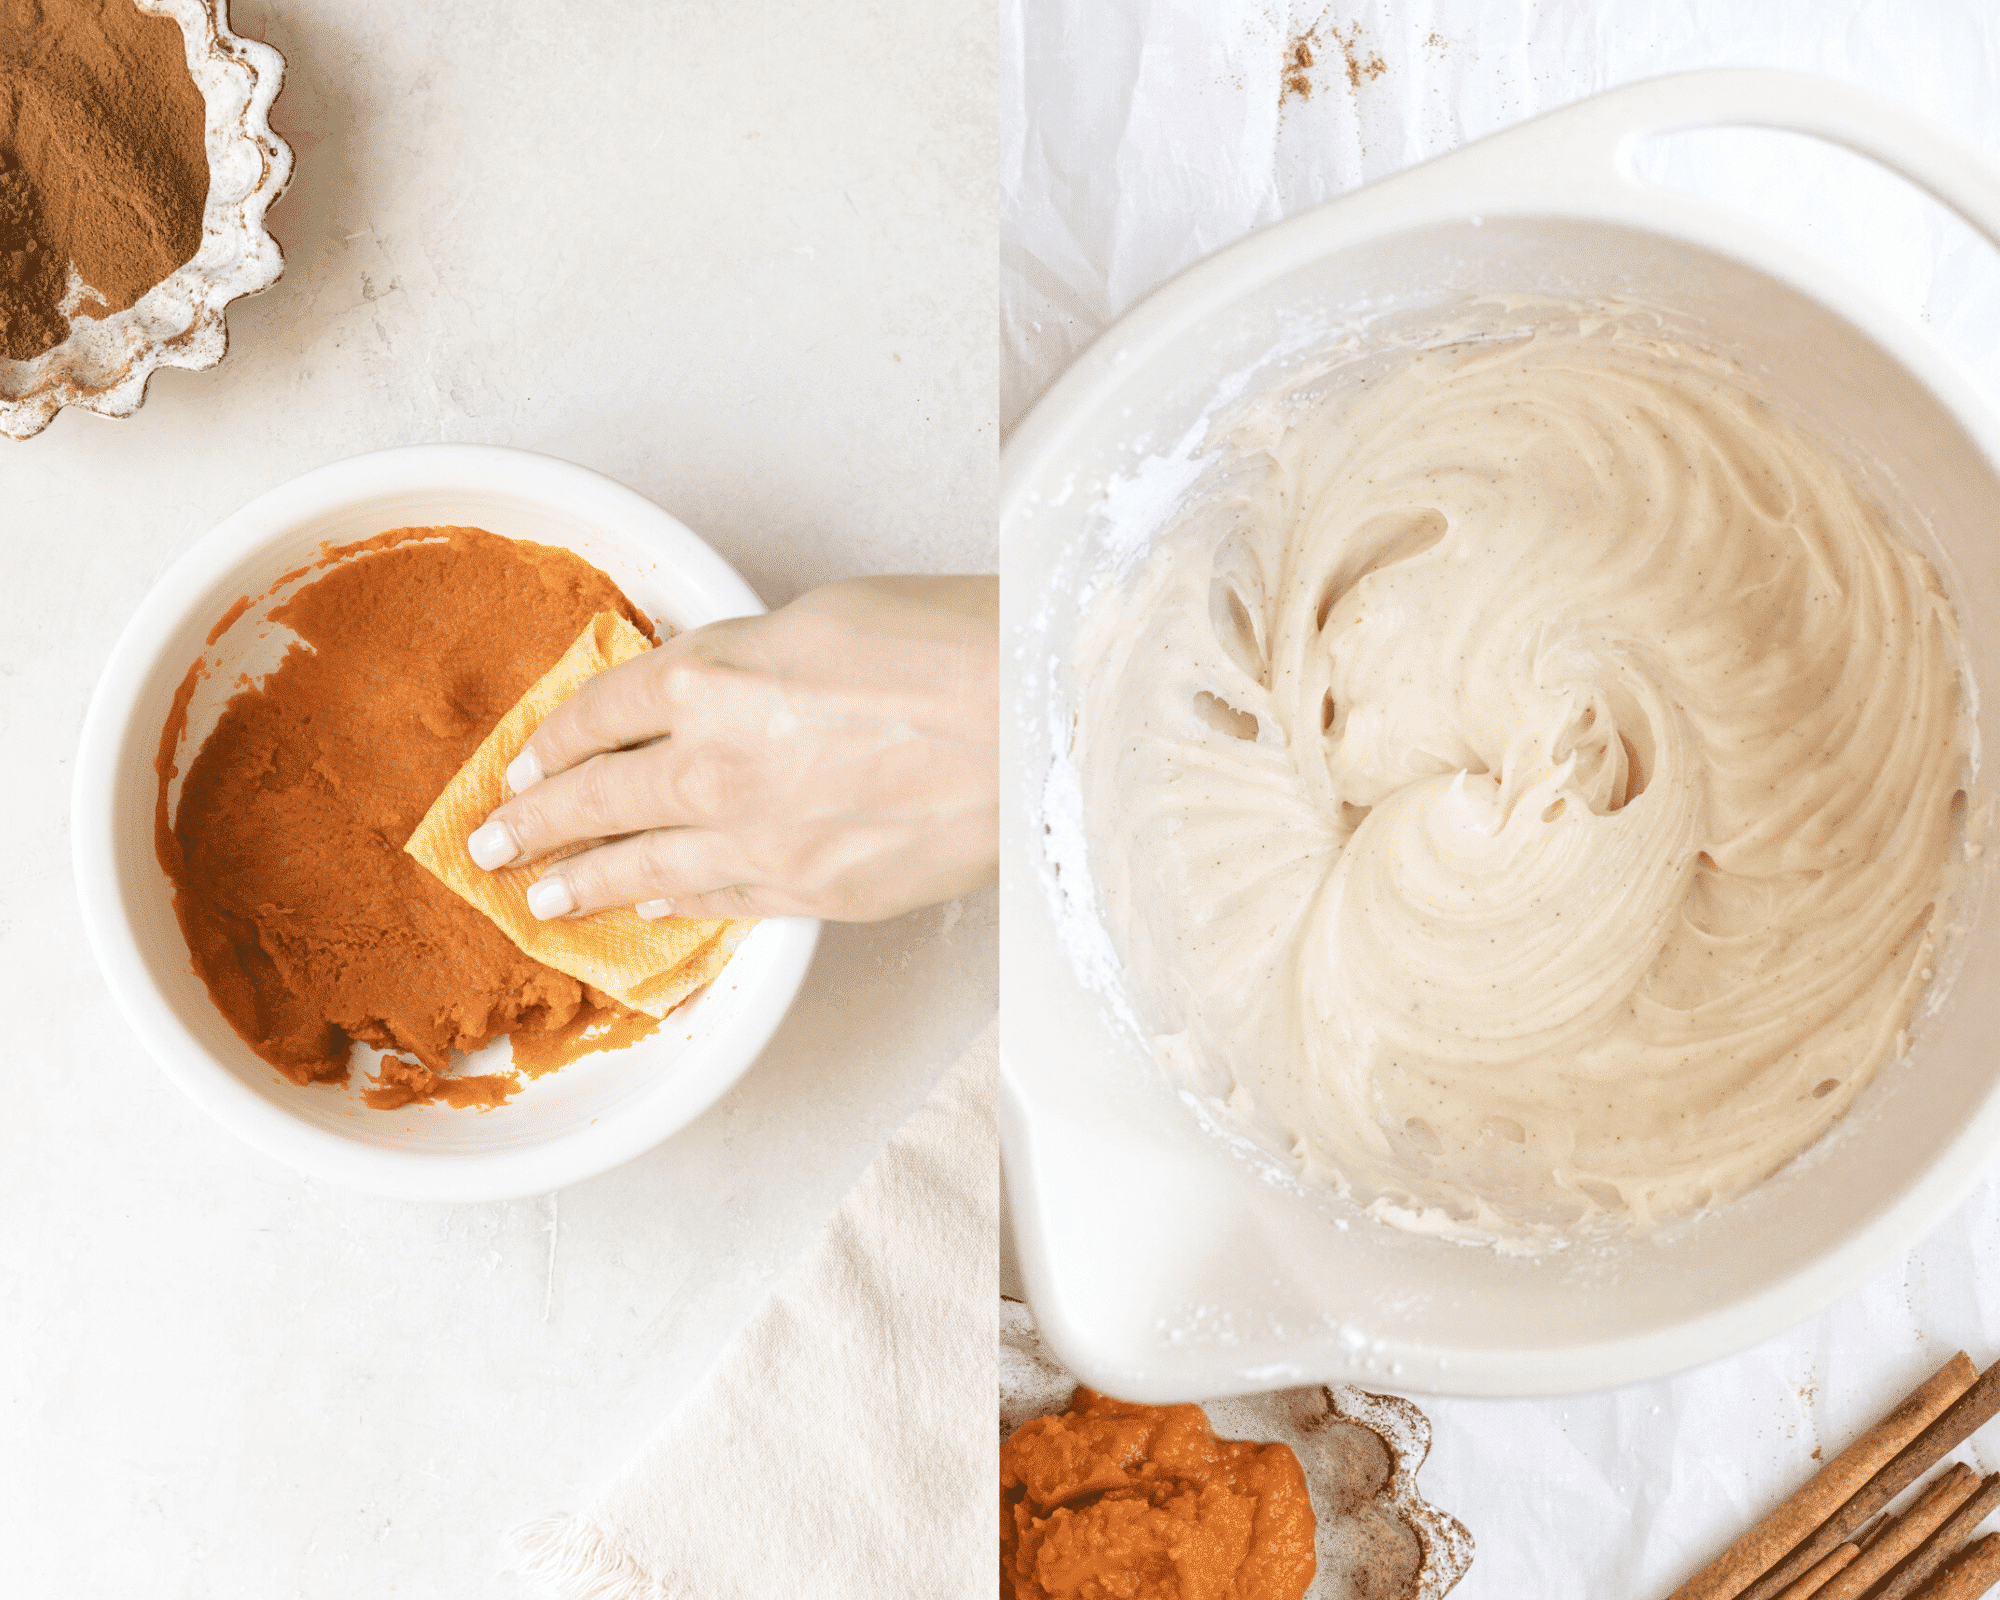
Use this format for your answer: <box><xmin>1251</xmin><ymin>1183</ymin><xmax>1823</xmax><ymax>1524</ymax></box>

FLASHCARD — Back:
<box><xmin>73</xmin><ymin>443</ymin><xmax>820</xmax><ymax>1203</ymax></box>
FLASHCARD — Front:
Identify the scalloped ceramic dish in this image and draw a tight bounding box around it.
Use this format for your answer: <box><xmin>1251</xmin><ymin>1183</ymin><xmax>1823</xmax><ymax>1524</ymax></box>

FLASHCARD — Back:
<box><xmin>1000</xmin><ymin>1300</ymin><xmax>1475</xmax><ymax>1598</ymax></box>
<box><xmin>0</xmin><ymin>0</ymin><xmax>291</xmax><ymax>440</ymax></box>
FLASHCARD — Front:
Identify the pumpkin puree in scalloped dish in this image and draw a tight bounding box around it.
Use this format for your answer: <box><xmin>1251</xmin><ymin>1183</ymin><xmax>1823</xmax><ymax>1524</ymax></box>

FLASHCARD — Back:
<box><xmin>1001</xmin><ymin>1388</ymin><xmax>1317</xmax><ymax>1600</ymax></box>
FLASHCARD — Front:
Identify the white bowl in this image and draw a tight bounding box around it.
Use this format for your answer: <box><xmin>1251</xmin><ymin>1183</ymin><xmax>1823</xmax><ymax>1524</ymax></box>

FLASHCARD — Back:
<box><xmin>1002</xmin><ymin>71</ymin><xmax>2000</xmax><ymax>1398</ymax></box>
<box><xmin>73</xmin><ymin>444</ymin><xmax>819</xmax><ymax>1202</ymax></box>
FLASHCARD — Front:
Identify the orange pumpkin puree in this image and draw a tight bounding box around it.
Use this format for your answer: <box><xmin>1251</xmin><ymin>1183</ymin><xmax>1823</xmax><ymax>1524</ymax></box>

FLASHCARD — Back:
<box><xmin>1001</xmin><ymin>1387</ymin><xmax>1317</xmax><ymax>1600</ymax></box>
<box><xmin>155</xmin><ymin>527</ymin><xmax>663</xmax><ymax>1108</ymax></box>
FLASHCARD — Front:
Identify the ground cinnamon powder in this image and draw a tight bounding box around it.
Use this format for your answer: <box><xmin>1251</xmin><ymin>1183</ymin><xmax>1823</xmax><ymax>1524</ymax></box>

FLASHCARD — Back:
<box><xmin>156</xmin><ymin>528</ymin><xmax>662</xmax><ymax>1108</ymax></box>
<box><xmin>0</xmin><ymin>0</ymin><xmax>209</xmax><ymax>360</ymax></box>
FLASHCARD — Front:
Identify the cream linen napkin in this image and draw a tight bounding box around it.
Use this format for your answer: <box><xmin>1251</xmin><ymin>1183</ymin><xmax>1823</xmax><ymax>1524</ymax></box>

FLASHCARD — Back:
<box><xmin>512</xmin><ymin>1020</ymin><xmax>997</xmax><ymax>1599</ymax></box>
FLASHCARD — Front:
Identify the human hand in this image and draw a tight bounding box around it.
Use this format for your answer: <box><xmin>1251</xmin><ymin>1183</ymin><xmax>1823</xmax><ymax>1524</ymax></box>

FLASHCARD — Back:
<box><xmin>464</xmin><ymin>575</ymin><xmax>997</xmax><ymax>922</ymax></box>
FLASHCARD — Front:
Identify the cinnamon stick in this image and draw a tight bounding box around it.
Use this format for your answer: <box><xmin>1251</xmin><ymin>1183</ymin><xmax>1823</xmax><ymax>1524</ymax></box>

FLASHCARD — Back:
<box><xmin>1817</xmin><ymin>1465</ymin><xmax>1979</xmax><ymax>1600</ymax></box>
<box><xmin>1742</xmin><ymin>1358</ymin><xmax>2000</xmax><ymax>1600</ymax></box>
<box><xmin>1771</xmin><ymin>1543</ymin><xmax>1858</xmax><ymax>1600</ymax></box>
<box><xmin>1912</xmin><ymin>1534</ymin><xmax>2000</xmax><ymax>1599</ymax></box>
<box><xmin>1667</xmin><ymin>1352</ymin><xmax>1977</xmax><ymax>1600</ymax></box>
<box><xmin>1875</xmin><ymin>1474</ymin><xmax>2000</xmax><ymax>1600</ymax></box>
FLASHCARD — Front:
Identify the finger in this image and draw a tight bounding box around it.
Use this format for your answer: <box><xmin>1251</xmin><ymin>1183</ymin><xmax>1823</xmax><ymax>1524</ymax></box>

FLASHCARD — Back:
<box><xmin>505</xmin><ymin>635</ymin><xmax>690</xmax><ymax>794</ymax></box>
<box><xmin>471</xmin><ymin>746</ymin><xmax>681</xmax><ymax>869</ymax></box>
<box><xmin>524</xmin><ymin>826</ymin><xmax>752</xmax><ymax>918</ymax></box>
<box><xmin>639</xmin><ymin>884</ymin><xmax>810</xmax><ymax>920</ymax></box>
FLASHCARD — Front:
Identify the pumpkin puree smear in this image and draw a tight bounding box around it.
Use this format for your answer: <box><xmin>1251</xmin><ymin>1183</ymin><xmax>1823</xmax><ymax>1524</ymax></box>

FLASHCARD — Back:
<box><xmin>1002</xmin><ymin>1388</ymin><xmax>1317</xmax><ymax>1600</ymax></box>
<box><xmin>155</xmin><ymin>527</ymin><xmax>662</xmax><ymax>1109</ymax></box>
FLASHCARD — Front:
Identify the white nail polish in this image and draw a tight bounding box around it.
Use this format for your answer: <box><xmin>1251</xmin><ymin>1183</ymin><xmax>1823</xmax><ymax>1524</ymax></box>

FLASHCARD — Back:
<box><xmin>635</xmin><ymin>898</ymin><xmax>674</xmax><ymax>920</ymax></box>
<box><xmin>466</xmin><ymin>818</ymin><xmax>521</xmax><ymax>871</ymax></box>
<box><xmin>527</xmin><ymin>874</ymin><xmax>576</xmax><ymax>920</ymax></box>
<box><xmin>506</xmin><ymin>746</ymin><xmax>544</xmax><ymax>795</ymax></box>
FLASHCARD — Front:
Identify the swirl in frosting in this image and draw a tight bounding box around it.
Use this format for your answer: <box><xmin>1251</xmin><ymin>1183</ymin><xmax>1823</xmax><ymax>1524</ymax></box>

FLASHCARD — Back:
<box><xmin>1076</xmin><ymin>313</ymin><xmax>1968</xmax><ymax>1241</ymax></box>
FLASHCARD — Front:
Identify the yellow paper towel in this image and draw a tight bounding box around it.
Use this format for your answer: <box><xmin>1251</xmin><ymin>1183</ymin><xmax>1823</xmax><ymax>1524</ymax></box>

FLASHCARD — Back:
<box><xmin>407</xmin><ymin>611</ymin><xmax>754</xmax><ymax>1018</ymax></box>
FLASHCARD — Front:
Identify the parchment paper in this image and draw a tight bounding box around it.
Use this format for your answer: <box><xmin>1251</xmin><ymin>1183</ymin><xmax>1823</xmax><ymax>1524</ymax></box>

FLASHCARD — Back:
<box><xmin>1002</xmin><ymin>2</ymin><xmax>2000</xmax><ymax>1593</ymax></box>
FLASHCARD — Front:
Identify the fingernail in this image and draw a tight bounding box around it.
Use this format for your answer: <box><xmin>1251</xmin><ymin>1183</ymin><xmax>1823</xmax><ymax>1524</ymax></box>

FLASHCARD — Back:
<box><xmin>506</xmin><ymin>746</ymin><xmax>544</xmax><ymax>795</ymax></box>
<box><xmin>466</xmin><ymin>818</ymin><xmax>522</xmax><ymax>871</ymax></box>
<box><xmin>635</xmin><ymin>898</ymin><xmax>675</xmax><ymax>920</ymax></box>
<box><xmin>527</xmin><ymin>874</ymin><xmax>576</xmax><ymax>920</ymax></box>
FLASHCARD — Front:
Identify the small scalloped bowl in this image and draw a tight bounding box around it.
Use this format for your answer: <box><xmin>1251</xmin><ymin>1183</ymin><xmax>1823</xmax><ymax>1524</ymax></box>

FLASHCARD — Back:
<box><xmin>1000</xmin><ymin>1300</ymin><xmax>1475</xmax><ymax>1599</ymax></box>
<box><xmin>72</xmin><ymin>446</ymin><xmax>821</xmax><ymax>1202</ymax></box>
<box><xmin>0</xmin><ymin>0</ymin><xmax>291</xmax><ymax>440</ymax></box>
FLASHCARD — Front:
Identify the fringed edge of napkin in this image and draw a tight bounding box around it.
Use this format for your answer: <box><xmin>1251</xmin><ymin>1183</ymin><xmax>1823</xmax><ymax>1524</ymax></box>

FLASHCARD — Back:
<box><xmin>511</xmin><ymin>1514</ymin><xmax>667</xmax><ymax>1600</ymax></box>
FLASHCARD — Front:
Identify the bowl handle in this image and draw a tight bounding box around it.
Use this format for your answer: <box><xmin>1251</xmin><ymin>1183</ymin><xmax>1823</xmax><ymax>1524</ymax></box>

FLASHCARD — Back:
<box><xmin>1432</xmin><ymin>68</ymin><xmax>2000</xmax><ymax>252</ymax></box>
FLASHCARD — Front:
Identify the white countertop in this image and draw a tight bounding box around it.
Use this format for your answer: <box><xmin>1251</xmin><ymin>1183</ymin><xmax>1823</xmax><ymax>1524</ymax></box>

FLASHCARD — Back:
<box><xmin>1002</xmin><ymin>1</ymin><xmax>2000</xmax><ymax>1594</ymax></box>
<box><xmin>1</xmin><ymin>1</ymin><xmax>993</xmax><ymax>1593</ymax></box>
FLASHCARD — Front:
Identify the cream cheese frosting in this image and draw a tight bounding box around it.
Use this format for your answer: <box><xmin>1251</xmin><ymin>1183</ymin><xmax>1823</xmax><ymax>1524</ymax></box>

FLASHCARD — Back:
<box><xmin>1075</xmin><ymin>312</ymin><xmax>1968</xmax><ymax>1242</ymax></box>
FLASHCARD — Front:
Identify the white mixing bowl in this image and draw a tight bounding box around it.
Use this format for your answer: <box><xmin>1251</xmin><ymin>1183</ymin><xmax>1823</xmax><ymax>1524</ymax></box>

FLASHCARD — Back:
<box><xmin>1001</xmin><ymin>71</ymin><xmax>2000</xmax><ymax>1399</ymax></box>
<box><xmin>74</xmin><ymin>444</ymin><xmax>819</xmax><ymax>1203</ymax></box>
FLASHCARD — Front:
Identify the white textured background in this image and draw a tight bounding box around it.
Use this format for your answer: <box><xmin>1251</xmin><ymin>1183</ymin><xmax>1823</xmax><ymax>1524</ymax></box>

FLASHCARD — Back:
<box><xmin>1</xmin><ymin>0</ymin><xmax>994</xmax><ymax>1594</ymax></box>
<box><xmin>1002</xmin><ymin>1</ymin><xmax>2000</xmax><ymax>1595</ymax></box>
